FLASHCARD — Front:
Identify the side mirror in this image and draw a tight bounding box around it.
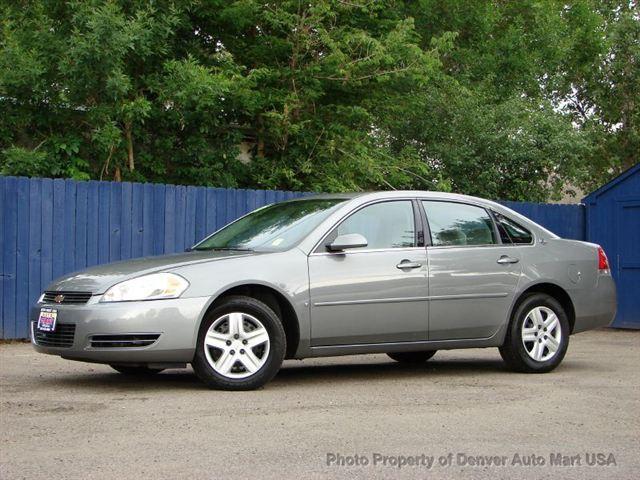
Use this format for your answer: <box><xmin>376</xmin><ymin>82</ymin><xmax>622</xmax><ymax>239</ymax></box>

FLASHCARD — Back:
<box><xmin>327</xmin><ymin>233</ymin><xmax>368</xmax><ymax>252</ymax></box>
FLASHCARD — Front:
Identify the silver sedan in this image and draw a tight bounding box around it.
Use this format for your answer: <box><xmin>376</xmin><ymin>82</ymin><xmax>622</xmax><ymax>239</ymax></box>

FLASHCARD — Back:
<box><xmin>32</xmin><ymin>191</ymin><xmax>617</xmax><ymax>390</ymax></box>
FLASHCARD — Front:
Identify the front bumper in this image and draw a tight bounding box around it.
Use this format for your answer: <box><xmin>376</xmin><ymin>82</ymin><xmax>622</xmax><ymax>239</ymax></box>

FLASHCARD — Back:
<box><xmin>30</xmin><ymin>296</ymin><xmax>210</xmax><ymax>364</ymax></box>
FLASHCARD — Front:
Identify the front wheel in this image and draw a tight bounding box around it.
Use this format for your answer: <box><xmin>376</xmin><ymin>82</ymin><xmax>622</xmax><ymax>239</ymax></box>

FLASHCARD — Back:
<box><xmin>499</xmin><ymin>293</ymin><xmax>570</xmax><ymax>373</ymax></box>
<box><xmin>192</xmin><ymin>296</ymin><xmax>286</xmax><ymax>390</ymax></box>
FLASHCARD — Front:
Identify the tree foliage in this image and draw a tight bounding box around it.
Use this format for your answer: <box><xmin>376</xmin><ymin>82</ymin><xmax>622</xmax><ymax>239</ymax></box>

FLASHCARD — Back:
<box><xmin>0</xmin><ymin>0</ymin><xmax>637</xmax><ymax>201</ymax></box>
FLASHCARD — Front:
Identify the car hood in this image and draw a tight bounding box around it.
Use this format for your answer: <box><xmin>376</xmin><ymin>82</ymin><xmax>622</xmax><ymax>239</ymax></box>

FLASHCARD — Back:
<box><xmin>46</xmin><ymin>250</ymin><xmax>256</xmax><ymax>294</ymax></box>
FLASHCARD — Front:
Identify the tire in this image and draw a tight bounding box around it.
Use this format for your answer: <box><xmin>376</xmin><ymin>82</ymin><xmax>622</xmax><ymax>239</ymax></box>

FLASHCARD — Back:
<box><xmin>499</xmin><ymin>293</ymin><xmax>570</xmax><ymax>373</ymax></box>
<box><xmin>192</xmin><ymin>295</ymin><xmax>286</xmax><ymax>390</ymax></box>
<box><xmin>110</xmin><ymin>365</ymin><xmax>164</xmax><ymax>375</ymax></box>
<box><xmin>387</xmin><ymin>350</ymin><xmax>437</xmax><ymax>364</ymax></box>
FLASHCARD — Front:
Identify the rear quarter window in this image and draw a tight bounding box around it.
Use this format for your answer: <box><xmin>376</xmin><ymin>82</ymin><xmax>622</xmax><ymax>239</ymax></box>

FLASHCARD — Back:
<box><xmin>493</xmin><ymin>212</ymin><xmax>533</xmax><ymax>244</ymax></box>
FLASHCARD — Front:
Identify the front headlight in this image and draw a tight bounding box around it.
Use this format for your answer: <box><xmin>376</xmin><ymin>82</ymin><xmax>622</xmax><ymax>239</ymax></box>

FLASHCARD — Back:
<box><xmin>100</xmin><ymin>273</ymin><xmax>189</xmax><ymax>303</ymax></box>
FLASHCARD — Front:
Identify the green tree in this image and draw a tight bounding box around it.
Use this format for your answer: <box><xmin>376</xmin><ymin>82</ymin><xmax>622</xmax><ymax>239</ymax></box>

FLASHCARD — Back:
<box><xmin>552</xmin><ymin>0</ymin><xmax>639</xmax><ymax>190</ymax></box>
<box><xmin>0</xmin><ymin>1</ymin><xmax>636</xmax><ymax>201</ymax></box>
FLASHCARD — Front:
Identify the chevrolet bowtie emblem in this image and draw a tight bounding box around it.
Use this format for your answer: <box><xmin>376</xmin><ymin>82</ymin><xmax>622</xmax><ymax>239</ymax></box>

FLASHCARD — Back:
<box><xmin>54</xmin><ymin>294</ymin><xmax>65</xmax><ymax>304</ymax></box>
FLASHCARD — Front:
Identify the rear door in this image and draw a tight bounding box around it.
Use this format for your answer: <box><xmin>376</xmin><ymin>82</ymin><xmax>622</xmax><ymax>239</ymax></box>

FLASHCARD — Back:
<box><xmin>421</xmin><ymin>201</ymin><xmax>523</xmax><ymax>340</ymax></box>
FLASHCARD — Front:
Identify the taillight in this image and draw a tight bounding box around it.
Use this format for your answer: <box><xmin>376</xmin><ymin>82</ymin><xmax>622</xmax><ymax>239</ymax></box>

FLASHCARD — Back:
<box><xmin>598</xmin><ymin>246</ymin><xmax>610</xmax><ymax>271</ymax></box>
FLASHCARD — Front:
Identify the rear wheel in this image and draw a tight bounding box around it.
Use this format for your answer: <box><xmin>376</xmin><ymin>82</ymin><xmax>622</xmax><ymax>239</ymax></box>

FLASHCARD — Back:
<box><xmin>499</xmin><ymin>293</ymin><xmax>569</xmax><ymax>373</ymax></box>
<box><xmin>192</xmin><ymin>296</ymin><xmax>286</xmax><ymax>390</ymax></box>
<box><xmin>110</xmin><ymin>365</ymin><xmax>164</xmax><ymax>375</ymax></box>
<box><xmin>387</xmin><ymin>350</ymin><xmax>437</xmax><ymax>364</ymax></box>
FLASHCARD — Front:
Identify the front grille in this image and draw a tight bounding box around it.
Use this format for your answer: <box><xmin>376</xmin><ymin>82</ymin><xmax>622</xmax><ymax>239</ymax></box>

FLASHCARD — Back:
<box><xmin>32</xmin><ymin>322</ymin><xmax>76</xmax><ymax>348</ymax></box>
<box><xmin>43</xmin><ymin>291</ymin><xmax>92</xmax><ymax>305</ymax></box>
<box><xmin>90</xmin><ymin>334</ymin><xmax>160</xmax><ymax>348</ymax></box>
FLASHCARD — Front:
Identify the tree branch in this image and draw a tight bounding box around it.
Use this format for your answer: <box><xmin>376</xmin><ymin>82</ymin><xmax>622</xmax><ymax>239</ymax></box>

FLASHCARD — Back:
<box><xmin>315</xmin><ymin>62</ymin><xmax>418</xmax><ymax>82</ymax></box>
<box><xmin>124</xmin><ymin>122</ymin><xmax>135</xmax><ymax>171</ymax></box>
<box><xmin>100</xmin><ymin>145</ymin><xmax>115</xmax><ymax>181</ymax></box>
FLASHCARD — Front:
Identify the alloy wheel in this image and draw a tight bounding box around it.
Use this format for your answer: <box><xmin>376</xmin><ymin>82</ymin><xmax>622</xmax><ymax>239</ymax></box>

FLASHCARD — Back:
<box><xmin>203</xmin><ymin>312</ymin><xmax>270</xmax><ymax>379</ymax></box>
<box><xmin>521</xmin><ymin>306</ymin><xmax>562</xmax><ymax>362</ymax></box>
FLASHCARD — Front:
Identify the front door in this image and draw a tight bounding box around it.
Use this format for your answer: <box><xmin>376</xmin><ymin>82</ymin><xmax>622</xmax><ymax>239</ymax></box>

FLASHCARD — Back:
<box><xmin>422</xmin><ymin>201</ymin><xmax>523</xmax><ymax>340</ymax></box>
<box><xmin>308</xmin><ymin>200</ymin><xmax>429</xmax><ymax>346</ymax></box>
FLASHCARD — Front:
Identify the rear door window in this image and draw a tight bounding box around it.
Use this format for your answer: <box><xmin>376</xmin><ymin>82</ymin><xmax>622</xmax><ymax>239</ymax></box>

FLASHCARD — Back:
<box><xmin>422</xmin><ymin>201</ymin><xmax>496</xmax><ymax>246</ymax></box>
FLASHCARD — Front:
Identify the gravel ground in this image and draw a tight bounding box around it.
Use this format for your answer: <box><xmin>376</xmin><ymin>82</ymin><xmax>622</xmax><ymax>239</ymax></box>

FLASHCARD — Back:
<box><xmin>1</xmin><ymin>329</ymin><xmax>638</xmax><ymax>480</ymax></box>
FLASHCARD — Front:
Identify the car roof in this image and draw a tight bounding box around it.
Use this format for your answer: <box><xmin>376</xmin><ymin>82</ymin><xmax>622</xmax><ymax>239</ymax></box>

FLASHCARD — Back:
<box><xmin>292</xmin><ymin>192</ymin><xmax>362</xmax><ymax>200</ymax></box>
<box><xmin>300</xmin><ymin>190</ymin><xmax>494</xmax><ymax>204</ymax></box>
<box><xmin>297</xmin><ymin>190</ymin><xmax>558</xmax><ymax>238</ymax></box>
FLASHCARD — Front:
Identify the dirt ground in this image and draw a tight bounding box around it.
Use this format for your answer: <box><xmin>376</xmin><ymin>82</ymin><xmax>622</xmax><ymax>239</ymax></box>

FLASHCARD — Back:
<box><xmin>1</xmin><ymin>329</ymin><xmax>638</xmax><ymax>479</ymax></box>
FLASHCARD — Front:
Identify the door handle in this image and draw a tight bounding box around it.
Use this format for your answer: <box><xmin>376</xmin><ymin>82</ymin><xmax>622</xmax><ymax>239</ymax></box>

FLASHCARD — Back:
<box><xmin>497</xmin><ymin>255</ymin><xmax>519</xmax><ymax>265</ymax></box>
<box><xmin>396</xmin><ymin>260</ymin><xmax>422</xmax><ymax>270</ymax></box>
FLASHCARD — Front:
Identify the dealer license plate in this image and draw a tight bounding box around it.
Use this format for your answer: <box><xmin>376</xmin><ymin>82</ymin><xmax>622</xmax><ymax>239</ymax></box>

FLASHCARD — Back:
<box><xmin>37</xmin><ymin>308</ymin><xmax>58</xmax><ymax>332</ymax></box>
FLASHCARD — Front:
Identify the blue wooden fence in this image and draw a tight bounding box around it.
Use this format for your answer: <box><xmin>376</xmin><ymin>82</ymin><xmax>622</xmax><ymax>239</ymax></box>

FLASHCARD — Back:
<box><xmin>0</xmin><ymin>176</ymin><xmax>585</xmax><ymax>339</ymax></box>
<box><xmin>500</xmin><ymin>200</ymin><xmax>585</xmax><ymax>242</ymax></box>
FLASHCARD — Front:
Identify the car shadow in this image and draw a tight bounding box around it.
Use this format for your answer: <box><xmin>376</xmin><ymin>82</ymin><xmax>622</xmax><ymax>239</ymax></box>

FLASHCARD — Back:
<box><xmin>34</xmin><ymin>356</ymin><xmax>592</xmax><ymax>392</ymax></box>
<box><xmin>275</xmin><ymin>357</ymin><xmax>595</xmax><ymax>387</ymax></box>
<box><xmin>272</xmin><ymin>358</ymin><xmax>509</xmax><ymax>385</ymax></box>
<box><xmin>35</xmin><ymin>357</ymin><xmax>505</xmax><ymax>391</ymax></box>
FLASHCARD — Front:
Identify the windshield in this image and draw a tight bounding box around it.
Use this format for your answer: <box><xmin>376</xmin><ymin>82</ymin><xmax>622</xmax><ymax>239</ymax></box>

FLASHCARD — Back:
<box><xmin>193</xmin><ymin>198</ymin><xmax>347</xmax><ymax>252</ymax></box>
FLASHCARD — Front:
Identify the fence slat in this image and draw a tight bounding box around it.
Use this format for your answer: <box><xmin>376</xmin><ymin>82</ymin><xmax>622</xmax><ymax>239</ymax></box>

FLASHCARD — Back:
<box><xmin>98</xmin><ymin>182</ymin><xmax>110</xmax><ymax>265</ymax></box>
<box><xmin>153</xmin><ymin>184</ymin><xmax>166</xmax><ymax>255</ymax></box>
<box><xmin>63</xmin><ymin>180</ymin><xmax>76</xmax><ymax>274</ymax></box>
<box><xmin>131</xmin><ymin>183</ymin><xmax>144</xmax><ymax>258</ymax></box>
<box><xmin>75</xmin><ymin>181</ymin><xmax>88</xmax><ymax>270</ymax></box>
<box><xmin>40</xmin><ymin>179</ymin><xmax>53</xmax><ymax>288</ymax></box>
<box><xmin>109</xmin><ymin>182</ymin><xmax>122</xmax><ymax>262</ymax></box>
<box><xmin>205</xmin><ymin>188</ymin><xmax>216</xmax><ymax>234</ymax></box>
<box><xmin>256</xmin><ymin>189</ymin><xmax>266</xmax><ymax>210</ymax></box>
<box><xmin>195</xmin><ymin>187</ymin><xmax>207</xmax><ymax>241</ymax></box>
<box><xmin>28</xmin><ymin>179</ymin><xmax>42</xmax><ymax>326</ymax></box>
<box><xmin>121</xmin><ymin>182</ymin><xmax>132</xmax><ymax>260</ymax></box>
<box><xmin>2</xmin><ymin>177</ymin><xmax>18</xmax><ymax>338</ymax></box>
<box><xmin>223</xmin><ymin>189</ymin><xmax>234</xmax><ymax>226</ymax></box>
<box><xmin>0</xmin><ymin>176</ymin><xmax>4</xmax><ymax>335</ymax></box>
<box><xmin>234</xmin><ymin>189</ymin><xmax>244</xmax><ymax>219</ymax></box>
<box><xmin>164</xmin><ymin>185</ymin><xmax>176</xmax><ymax>254</ymax></box>
<box><xmin>185</xmin><ymin>186</ymin><xmax>197</xmax><ymax>248</ymax></box>
<box><xmin>51</xmin><ymin>179</ymin><xmax>66</xmax><ymax>279</ymax></box>
<box><xmin>265</xmin><ymin>190</ymin><xmax>276</xmax><ymax>205</ymax></box>
<box><xmin>143</xmin><ymin>183</ymin><xmax>154</xmax><ymax>256</ymax></box>
<box><xmin>86</xmin><ymin>181</ymin><xmax>99</xmax><ymax>267</ymax></box>
<box><xmin>175</xmin><ymin>186</ymin><xmax>186</xmax><ymax>252</ymax></box>
<box><xmin>16</xmin><ymin>177</ymin><xmax>30</xmax><ymax>337</ymax></box>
